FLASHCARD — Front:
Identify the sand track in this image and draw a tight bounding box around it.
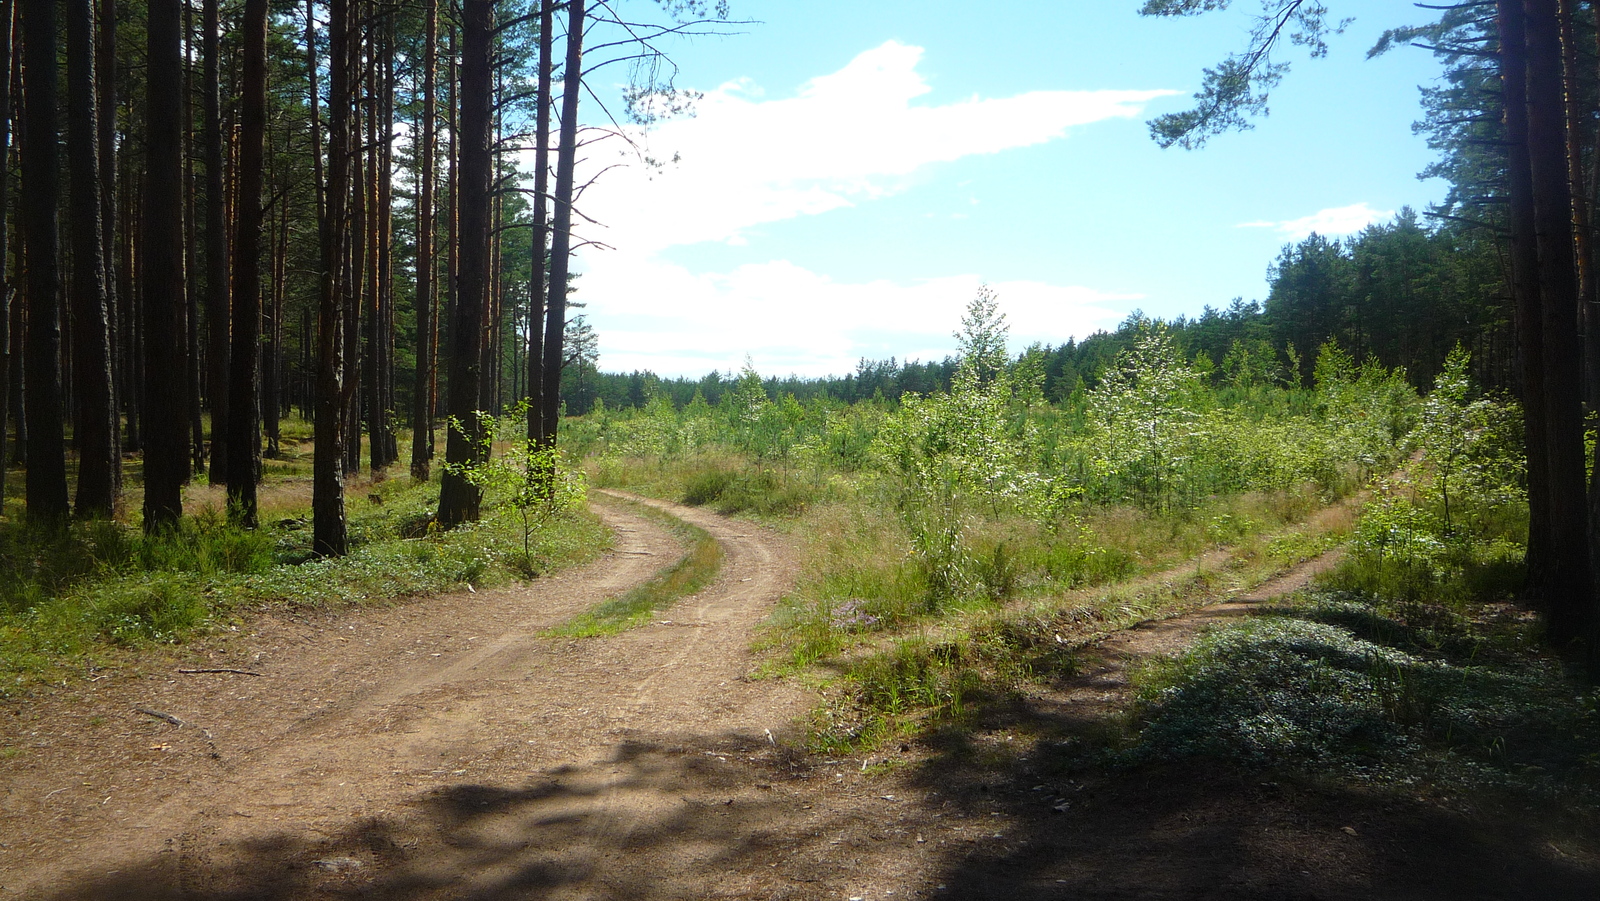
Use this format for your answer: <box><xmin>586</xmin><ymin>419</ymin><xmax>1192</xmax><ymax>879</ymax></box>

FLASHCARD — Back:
<box><xmin>0</xmin><ymin>493</ymin><xmax>810</xmax><ymax>900</ymax></box>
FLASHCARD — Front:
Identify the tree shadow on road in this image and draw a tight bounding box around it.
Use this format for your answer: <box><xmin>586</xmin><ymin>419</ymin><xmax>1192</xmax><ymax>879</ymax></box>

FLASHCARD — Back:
<box><xmin>28</xmin><ymin>711</ymin><xmax>1600</xmax><ymax>901</ymax></box>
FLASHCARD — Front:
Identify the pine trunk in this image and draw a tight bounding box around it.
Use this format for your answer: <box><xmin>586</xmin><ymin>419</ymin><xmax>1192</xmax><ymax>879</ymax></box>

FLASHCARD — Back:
<box><xmin>226</xmin><ymin>0</ymin><xmax>268</xmax><ymax>525</ymax></box>
<box><xmin>0</xmin><ymin>0</ymin><xmax>14</xmax><ymax>506</ymax></box>
<box><xmin>527</xmin><ymin>0</ymin><xmax>552</xmax><ymax>446</ymax></box>
<box><xmin>142</xmin><ymin>0</ymin><xmax>190</xmax><ymax>530</ymax></box>
<box><xmin>202</xmin><ymin>0</ymin><xmax>229</xmax><ymax>483</ymax></box>
<box><xmin>540</xmin><ymin>0</ymin><xmax>585</xmax><ymax>447</ymax></box>
<box><xmin>67</xmin><ymin>0</ymin><xmax>118</xmax><ymax>517</ymax></box>
<box><xmin>21</xmin><ymin>0</ymin><xmax>70</xmax><ymax>523</ymax></box>
<box><xmin>437</xmin><ymin>0</ymin><xmax>492</xmax><ymax>527</ymax></box>
<box><xmin>410</xmin><ymin>0</ymin><xmax>437</xmax><ymax>480</ymax></box>
<box><xmin>1524</xmin><ymin>0</ymin><xmax>1596</xmax><ymax>650</ymax></box>
<box><xmin>314</xmin><ymin>0</ymin><xmax>352</xmax><ymax>556</ymax></box>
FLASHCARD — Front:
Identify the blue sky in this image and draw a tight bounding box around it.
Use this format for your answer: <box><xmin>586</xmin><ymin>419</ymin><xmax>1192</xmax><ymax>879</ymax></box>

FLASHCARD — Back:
<box><xmin>564</xmin><ymin>0</ymin><xmax>1449</xmax><ymax>378</ymax></box>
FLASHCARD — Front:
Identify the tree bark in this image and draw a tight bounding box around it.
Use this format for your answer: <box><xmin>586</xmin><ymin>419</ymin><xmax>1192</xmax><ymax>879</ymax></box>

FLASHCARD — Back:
<box><xmin>142</xmin><ymin>0</ymin><xmax>191</xmax><ymax>530</ymax></box>
<box><xmin>540</xmin><ymin>0</ymin><xmax>585</xmax><ymax>448</ymax></box>
<box><xmin>202</xmin><ymin>0</ymin><xmax>229</xmax><ymax>484</ymax></box>
<box><xmin>314</xmin><ymin>0</ymin><xmax>352</xmax><ymax>556</ymax></box>
<box><xmin>67</xmin><ymin>0</ymin><xmax>119</xmax><ymax>517</ymax></box>
<box><xmin>1524</xmin><ymin>0</ymin><xmax>1595</xmax><ymax>650</ymax></box>
<box><xmin>226</xmin><ymin>0</ymin><xmax>268</xmax><ymax>526</ymax></box>
<box><xmin>1497</xmin><ymin>0</ymin><xmax>1553</xmax><ymax>607</ymax></box>
<box><xmin>410</xmin><ymin>0</ymin><xmax>437</xmax><ymax>480</ymax></box>
<box><xmin>21</xmin><ymin>0</ymin><xmax>70</xmax><ymax>524</ymax></box>
<box><xmin>437</xmin><ymin>0</ymin><xmax>493</xmax><ymax>527</ymax></box>
<box><xmin>527</xmin><ymin>0</ymin><xmax>553</xmax><ymax>446</ymax></box>
<box><xmin>96</xmin><ymin>0</ymin><xmax>117</xmax><ymax>451</ymax></box>
<box><xmin>0</xmin><ymin>0</ymin><xmax>14</xmax><ymax>507</ymax></box>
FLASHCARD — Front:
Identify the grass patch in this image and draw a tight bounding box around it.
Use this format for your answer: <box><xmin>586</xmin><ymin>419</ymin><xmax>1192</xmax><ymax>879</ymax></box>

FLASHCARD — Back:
<box><xmin>545</xmin><ymin>500</ymin><xmax>723</xmax><ymax>638</ymax></box>
<box><xmin>788</xmin><ymin>499</ymin><xmax>1358</xmax><ymax>753</ymax></box>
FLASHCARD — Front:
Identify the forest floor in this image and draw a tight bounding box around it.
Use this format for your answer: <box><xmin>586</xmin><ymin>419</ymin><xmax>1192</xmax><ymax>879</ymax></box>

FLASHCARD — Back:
<box><xmin>2</xmin><ymin>493</ymin><xmax>1597</xmax><ymax>900</ymax></box>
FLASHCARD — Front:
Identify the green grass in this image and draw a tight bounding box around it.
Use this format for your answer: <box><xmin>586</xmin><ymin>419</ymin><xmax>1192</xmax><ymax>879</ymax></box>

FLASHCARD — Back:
<box><xmin>1125</xmin><ymin>590</ymin><xmax>1600</xmax><ymax>806</ymax></box>
<box><xmin>0</xmin><ymin>434</ymin><xmax>610</xmax><ymax>696</ymax></box>
<box><xmin>545</xmin><ymin>499</ymin><xmax>724</xmax><ymax>638</ymax></box>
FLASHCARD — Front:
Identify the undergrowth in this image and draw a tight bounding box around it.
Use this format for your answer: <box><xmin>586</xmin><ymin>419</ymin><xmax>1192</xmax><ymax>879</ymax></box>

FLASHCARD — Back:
<box><xmin>0</xmin><ymin>429</ymin><xmax>607</xmax><ymax>696</ymax></box>
<box><xmin>1126</xmin><ymin>590</ymin><xmax>1600</xmax><ymax>805</ymax></box>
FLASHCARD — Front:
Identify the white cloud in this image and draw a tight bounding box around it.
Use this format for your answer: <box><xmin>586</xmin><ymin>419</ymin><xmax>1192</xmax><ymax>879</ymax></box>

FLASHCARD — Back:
<box><xmin>1238</xmin><ymin>202</ymin><xmax>1395</xmax><ymax>241</ymax></box>
<box><xmin>565</xmin><ymin>41</ymin><xmax>1174</xmax><ymax>254</ymax></box>
<box><xmin>547</xmin><ymin>41</ymin><xmax>1170</xmax><ymax>377</ymax></box>
<box><xmin>583</xmin><ymin>258</ymin><xmax>1134</xmax><ymax>377</ymax></box>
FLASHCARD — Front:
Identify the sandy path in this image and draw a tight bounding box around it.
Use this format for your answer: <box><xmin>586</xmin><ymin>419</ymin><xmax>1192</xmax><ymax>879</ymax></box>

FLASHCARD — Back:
<box><xmin>0</xmin><ymin>494</ymin><xmax>812</xmax><ymax>900</ymax></box>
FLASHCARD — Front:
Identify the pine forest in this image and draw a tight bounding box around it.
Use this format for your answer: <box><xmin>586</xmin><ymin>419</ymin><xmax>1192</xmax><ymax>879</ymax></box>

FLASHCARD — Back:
<box><xmin>5</xmin><ymin>2</ymin><xmax>1600</xmax><ymax>897</ymax></box>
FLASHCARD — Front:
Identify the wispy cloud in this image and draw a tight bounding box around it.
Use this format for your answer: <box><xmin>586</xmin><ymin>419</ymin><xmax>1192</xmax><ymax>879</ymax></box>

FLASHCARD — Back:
<box><xmin>569</xmin><ymin>41</ymin><xmax>1176</xmax><ymax>254</ymax></box>
<box><xmin>1238</xmin><ymin>202</ymin><xmax>1395</xmax><ymax>241</ymax></box>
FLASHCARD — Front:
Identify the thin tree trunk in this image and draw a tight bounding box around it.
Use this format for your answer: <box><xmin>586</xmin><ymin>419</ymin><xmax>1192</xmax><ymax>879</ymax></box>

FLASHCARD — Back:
<box><xmin>379</xmin><ymin>18</ymin><xmax>396</xmax><ymax>467</ymax></box>
<box><xmin>7</xmin><ymin>296</ymin><xmax>22</xmax><ymax>468</ymax></box>
<box><xmin>437</xmin><ymin>0</ymin><xmax>493</xmax><ymax>527</ymax></box>
<box><xmin>305</xmin><ymin>0</ymin><xmax>324</xmax><ymax>224</ymax></box>
<box><xmin>540</xmin><ymin>0</ymin><xmax>585</xmax><ymax>448</ymax></box>
<box><xmin>226</xmin><ymin>0</ymin><xmax>267</xmax><ymax>526</ymax></box>
<box><xmin>142</xmin><ymin>0</ymin><xmax>190</xmax><ymax>530</ymax></box>
<box><xmin>118</xmin><ymin>143</ymin><xmax>138</xmax><ymax>452</ymax></box>
<box><xmin>184</xmin><ymin>0</ymin><xmax>203</xmax><ymax>474</ymax></box>
<box><xmin>96</xmin><ymin>0</ymin><xmax>116</xmax><ymax>453</ymax></box>
<box><xmin>314</xmin><ymin>0</ymin><xmax>351</xmax><ymax>556</ymax></box>
<box><xmin>21</xmin><ymin>0</ymin><xmax>69</xmax><ymax>523</ymax></box>
<box><xmin>527</xmin><ymin>0</ymin><xmax>552</xmax><ymax>446</ymax></box>
<box><xmin>67</xmin><ymin>0</ymin><xmax>118</xmax><ymax>517</ymax></box>
<box><xmin>265</xmin><ymin>178</ymin><xmax>287</xmax><ymax>458</ymax></box>
<box><xmin>0</xmin><ymin>0</ymin><xmax>14</xmax><ymax>508</ymax></box>
<box><xmin>410</xmin><ymin>0</ymin><xmax>437</xmax><ymax>480</ymax></box>
<box><xmin>202</xmin><ymin>0</ymin><xmax>229</xmax><ymax>483</ymax></box>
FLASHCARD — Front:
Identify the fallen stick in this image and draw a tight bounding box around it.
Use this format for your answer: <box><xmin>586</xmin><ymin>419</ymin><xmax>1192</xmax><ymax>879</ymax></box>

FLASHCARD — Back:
<box><xmin>177</xmin><ymin>668</ymin><xmax>266</xmax><ymax>677</ymax></box>
<box><xmin>135</xmin><ymin>708</ymin><xmax>185</xmax><ymax>727</ymax></box>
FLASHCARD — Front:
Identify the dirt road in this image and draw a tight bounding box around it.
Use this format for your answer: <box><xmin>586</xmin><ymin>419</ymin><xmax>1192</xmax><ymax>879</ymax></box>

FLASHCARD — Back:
<box><xmin>3</xmin><ymin>496</ymin><xmax>1593</xmax><ymax>900</ymax></box>
<box><xmin>0</xmin><ymin>494</ymin><xmax>817</xmax><ymax>900</ymax></box>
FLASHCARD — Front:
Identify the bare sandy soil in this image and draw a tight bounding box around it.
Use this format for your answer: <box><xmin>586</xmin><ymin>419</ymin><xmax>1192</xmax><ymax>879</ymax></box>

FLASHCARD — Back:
<box><xmin>2</xmin><ymin>494</ymin><xmax>1596</xmax><ymax>900</ymax></box>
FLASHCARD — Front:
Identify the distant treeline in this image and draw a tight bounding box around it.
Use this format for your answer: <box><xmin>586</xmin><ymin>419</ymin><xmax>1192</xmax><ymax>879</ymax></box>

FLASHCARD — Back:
<box><xmin>574</xmin><ymin>209</ymin><xmax>1512</xmax><ymax>414</ymax></box>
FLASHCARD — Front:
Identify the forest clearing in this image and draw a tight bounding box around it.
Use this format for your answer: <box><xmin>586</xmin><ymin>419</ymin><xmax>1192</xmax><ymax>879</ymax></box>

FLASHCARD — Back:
<box><xmin>5</xmin><ymin>0</ymin><xmax>1600</xmax><ymax>898</ymax></box>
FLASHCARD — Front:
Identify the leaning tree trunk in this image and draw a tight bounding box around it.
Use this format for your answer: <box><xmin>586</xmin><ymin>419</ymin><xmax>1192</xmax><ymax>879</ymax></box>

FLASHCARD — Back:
<box><xmin>67</xmin><ymin>0</ymin><xmax>118</xmax><ymax>517</ymax></box>
<box><xmin>1525</xmin><ymin>0</ymin><xmax>1596</xmax><ymax>653</ymax></box>
<box><xmin>142</xmin><ymin>0</ymin><xmax>190</xmax><ymax>530</ymax></box>
<box><xmin>410</xmin><ymin>0</ymin><xmax>437</xmax><ymax>480</ymax></box>
<box><xmin>540</xmin><ymin>0</ymin><xmax>585</xmax><ymax>449</ymax></box>
<box><xmin>21</xmin><ymin>0</ymin><xmax>70</xmax><ymax>524</ymax></box>
<box><xmin>314</xmin><ymin>0</ymin><xmax>352</xmax><ymax>556</ymax></box>
<box><xmin>226</xmin><ymin>0</ymin><xmax>267</xmax><ymax>526</ymax></box>
<box><xmin>437</xmin><ymin>0</ymin><xmax>493</xmax><ymax>527</ymax></box>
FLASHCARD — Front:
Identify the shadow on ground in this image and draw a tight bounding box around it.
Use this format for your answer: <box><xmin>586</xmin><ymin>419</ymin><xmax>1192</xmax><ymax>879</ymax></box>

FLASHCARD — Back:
<box><xmin>904</xmin><ymin>668</ymin><xmax>1600</xmax><ymax>901</ymax></box>
<box><xmin>31</xmin><ymin>719</ymin><xmax>1600</xmax><ymax>900</ymax></box>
